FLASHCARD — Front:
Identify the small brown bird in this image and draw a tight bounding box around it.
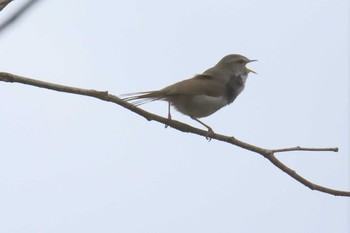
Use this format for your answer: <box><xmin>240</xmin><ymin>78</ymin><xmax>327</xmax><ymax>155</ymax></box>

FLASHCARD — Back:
<box><xmin>122</xmin><ymin>54</ymin><xmax>256</xmax><ymax>136</ymax></box>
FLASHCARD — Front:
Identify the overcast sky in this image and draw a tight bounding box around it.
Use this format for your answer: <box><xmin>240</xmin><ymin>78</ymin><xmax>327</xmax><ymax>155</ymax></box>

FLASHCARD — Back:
<box><xmin>0</xmin><ymin>0</ymin><xmax>349</xmax><ymax>232</ymax></box>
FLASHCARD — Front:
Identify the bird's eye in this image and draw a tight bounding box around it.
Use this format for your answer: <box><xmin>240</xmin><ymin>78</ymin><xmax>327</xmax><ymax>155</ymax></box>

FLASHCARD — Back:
<box><xmin>237</xmin><ymin>59</ymin><xmax>245</xmax><ymax>64</ymax></box>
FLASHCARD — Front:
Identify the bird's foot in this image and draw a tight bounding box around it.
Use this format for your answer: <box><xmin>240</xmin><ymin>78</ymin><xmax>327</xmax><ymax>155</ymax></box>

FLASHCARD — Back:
<box><xmin>205</xmin><ymin>128</ymin><xmax>214</xmax><ymax>141</ymax></box>
<box><xmin>164</xmin><ymin>113</ymin><xmax>172</xmax><ymax>128</ymax></box>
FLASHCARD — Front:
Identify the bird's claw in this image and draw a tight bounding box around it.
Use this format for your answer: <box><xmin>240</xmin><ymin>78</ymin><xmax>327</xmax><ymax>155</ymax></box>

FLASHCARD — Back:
<box><xmin>164</xmin><ymin>113</ymin><xmax>172</xmax><ymax>128</ymax></box>
<box><xmin>205</xmin><ymin>128</ymin><xmax>214</xmax><ymax>141</ymax></box>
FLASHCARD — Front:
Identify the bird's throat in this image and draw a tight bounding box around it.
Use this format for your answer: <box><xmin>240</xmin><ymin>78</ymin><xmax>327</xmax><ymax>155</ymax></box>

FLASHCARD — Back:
<box><xmin>225</xmin><ymin>74</ymin><xmax>247</xmax><ymax>104</ymax></box>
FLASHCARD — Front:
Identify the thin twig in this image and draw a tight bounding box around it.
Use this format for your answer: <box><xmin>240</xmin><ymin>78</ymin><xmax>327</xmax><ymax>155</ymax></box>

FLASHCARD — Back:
<box><xmin>0</xmin><ymin>0</ymin><xmax>41</xmax><ymax>34</ymax></box>
<box><xmin>0</xmin><ymin>71</ymin><xmax>349</xmax><ymax>197</ymax></box>
<box><xmin>261</xmin><ymin>152</ymin><xmax>350</xmax><ymax>196</ymax></box>
<box><xmin>271</xmin><ymin>146</ymin><xmax>339</xmax><ymax>153</ymax></box>
<box><xmin>0</xmin><ymin>0</ymin><xmax>13</xmax><ymax>12</ymax></box>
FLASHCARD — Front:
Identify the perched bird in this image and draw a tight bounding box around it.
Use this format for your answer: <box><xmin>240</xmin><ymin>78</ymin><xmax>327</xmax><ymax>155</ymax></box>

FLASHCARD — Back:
<box><xmin>122</xmin><ymin>54</ymin><xmax>256</xmax><ymax>137</ymax></box>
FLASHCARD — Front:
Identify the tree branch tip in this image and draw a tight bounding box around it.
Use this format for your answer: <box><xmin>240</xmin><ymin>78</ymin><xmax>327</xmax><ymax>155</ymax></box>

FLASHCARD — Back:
<box><xmin>270</xmin><ymin>146</ymin><xmax>340</xmax><ymax>153</ymax></box>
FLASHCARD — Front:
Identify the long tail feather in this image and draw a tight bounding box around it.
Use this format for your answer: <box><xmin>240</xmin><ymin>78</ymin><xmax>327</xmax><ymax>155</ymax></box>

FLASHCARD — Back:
<box><xmin>120</xmin><ymin>91</ymin><xmax>166</xmax><ymax>106</ymax></box>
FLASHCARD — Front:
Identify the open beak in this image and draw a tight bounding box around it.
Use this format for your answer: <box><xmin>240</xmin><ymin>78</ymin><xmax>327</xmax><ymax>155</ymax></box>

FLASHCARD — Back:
<box><xmin>246</xmin><ymin>59</ymin><xmax>257</xmax><ymax>74</ymax></box>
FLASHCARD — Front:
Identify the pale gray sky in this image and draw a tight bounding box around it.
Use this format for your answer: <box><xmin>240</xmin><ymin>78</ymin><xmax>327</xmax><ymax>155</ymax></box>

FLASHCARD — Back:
<box><xmin>0</xmin><ymin>1</ymin><xmax>349</xmax><ymax>232</ymax></box>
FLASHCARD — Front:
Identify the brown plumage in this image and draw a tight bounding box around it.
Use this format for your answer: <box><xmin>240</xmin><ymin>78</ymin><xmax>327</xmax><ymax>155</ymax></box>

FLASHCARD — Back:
<box><xmin>122</xmin><ymin>54</ymin><xmax>256</xmax><ymax>136</ymax></box>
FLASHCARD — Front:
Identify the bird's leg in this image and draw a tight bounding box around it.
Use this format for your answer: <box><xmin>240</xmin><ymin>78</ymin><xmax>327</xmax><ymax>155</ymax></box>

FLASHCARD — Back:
<box><xmin>191</xmin><ymin>117</ymin><xmax>214</xmax><ymax>140</ymax></box>
<box><xmin>165</xmin><ymin>102</ymin><xmax>172</xmax><ymax>128</ymax></box>
<box><xmin>167</xmin><ymin>101</ymin><xmax>172</xmax><ymax>120</ymax></box>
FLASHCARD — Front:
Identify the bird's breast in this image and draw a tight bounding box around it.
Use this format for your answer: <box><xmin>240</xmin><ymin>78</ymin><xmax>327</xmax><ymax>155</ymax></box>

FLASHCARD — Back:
<box><xmin>169</xmin><ymin>95</ymin><xmax>228</xmax><ymax>118</ymax></box>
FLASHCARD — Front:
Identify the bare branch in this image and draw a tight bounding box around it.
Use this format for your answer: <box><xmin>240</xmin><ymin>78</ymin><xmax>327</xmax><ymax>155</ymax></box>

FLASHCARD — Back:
<box><xmin>0</xmin><ymin>71</ymin><xmax>349</xmax><ymax>197</ymax></box>
<box><xmin>0</xmin><ymin>0</ymin><xmax>41</xmax><ymax>34</ymax></box>
<box><xmin>261</xmin><ymin>152</ymin><xmax>350</xmax><ymax>196</ymax></box>
<box><xmin>0</xmin><ymin>0</ymin><xmax>12</xmax><ymax>12</ymax></box>
<box><xmin>271</xmin><ymin>146</ymin><xmax>339</xmax><ymax>153</ymax></box>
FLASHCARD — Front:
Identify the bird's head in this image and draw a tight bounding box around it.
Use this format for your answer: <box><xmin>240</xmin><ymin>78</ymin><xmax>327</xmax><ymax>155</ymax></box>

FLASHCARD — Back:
<box><xmin>217</xmin><ymin>54</ymin><xmax>257</xmax><ymax>76</ymax></box>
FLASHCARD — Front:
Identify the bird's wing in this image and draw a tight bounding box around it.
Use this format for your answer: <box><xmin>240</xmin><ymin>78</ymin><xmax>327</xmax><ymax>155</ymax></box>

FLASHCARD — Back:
<box><xmin>162</xmin><ymin>74</ymin><xmax>225</xmax><ymax>97</ymax></box>
<box><xmin>121</xmin><ymin>75</ymin><xmax>224</xmax><ymax>106</ymax></box>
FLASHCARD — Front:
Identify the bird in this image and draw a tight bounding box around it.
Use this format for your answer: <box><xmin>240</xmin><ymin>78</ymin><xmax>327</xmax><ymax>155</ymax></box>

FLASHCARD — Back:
<box><xmin>122</xmin><ymin>54</ymin><xmax>256</xmax><ymax>138</ymax></box>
